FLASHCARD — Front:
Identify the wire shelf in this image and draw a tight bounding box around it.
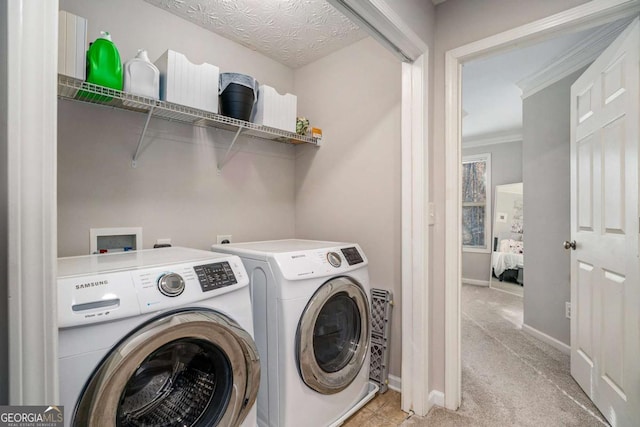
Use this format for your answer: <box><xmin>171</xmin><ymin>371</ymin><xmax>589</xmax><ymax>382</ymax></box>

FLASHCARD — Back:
<box><xmin>57</xmin><ymin>75</ymin><xmax>319</xmax><ymax>146</ymax></box>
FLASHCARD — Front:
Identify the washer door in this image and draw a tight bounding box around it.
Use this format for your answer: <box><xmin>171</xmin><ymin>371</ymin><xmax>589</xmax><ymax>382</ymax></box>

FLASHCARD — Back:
<box><xmin>73</xmin><ymin>309</ymin><xmax>260</xmax><ymax>427</ymax></box>
<box><xmin>296</xmin><ymin>277</ymin><xmax>370</xmax><ymax>394</ymax></box>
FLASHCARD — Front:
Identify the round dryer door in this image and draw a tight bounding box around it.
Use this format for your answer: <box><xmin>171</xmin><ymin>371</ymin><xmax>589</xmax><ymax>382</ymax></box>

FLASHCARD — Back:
<box><xmin>296</xmin><ymin>277</ymin><xmax>370</xmax><ymax>394</ymax></box>
<box><xmin>73</xmin><ymin>309</ymin><xmax>260</xmax><ymax>427</ymax></box>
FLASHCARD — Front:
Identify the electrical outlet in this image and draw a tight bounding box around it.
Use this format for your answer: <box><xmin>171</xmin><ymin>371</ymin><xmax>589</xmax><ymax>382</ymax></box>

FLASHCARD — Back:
<box><xmin>565</xmin><ymin>302</ymin><xmax>571</xmax><ymax>319</ymax></box>
<box><xmin>217</xmin><ymin>235</ymin><xmax>232</xmax><ymax>244</ymax></box>
<box><xmin>154</xmin><ymin>238</ymin><xmax>172</xmax><ymax>249</ymax></box>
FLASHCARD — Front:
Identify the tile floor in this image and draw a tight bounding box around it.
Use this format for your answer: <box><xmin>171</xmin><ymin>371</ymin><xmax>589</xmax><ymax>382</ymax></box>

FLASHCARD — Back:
<box><xmin>342</xmin><ymin>390</ymin><xmax>410</xmax><ymax>426</ymax></box>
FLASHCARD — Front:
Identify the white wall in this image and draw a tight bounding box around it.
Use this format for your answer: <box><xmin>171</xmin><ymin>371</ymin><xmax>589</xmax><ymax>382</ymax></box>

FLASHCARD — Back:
<box><xmin>58</xmin><ymin>102</ymin><xmax>297</xmax><ymax>255</ymax></box>
<box><xmin>431</xmin><ymin>0</ymin><xmax>590</xmax><ymax>392</ymax></box>
<box><xmin>522</xmin><ymin>68</ymin><xmax>586</xmax><ymax>346</ymax></box>
<box><xmin>293</xmin><ymin>37</ymin><xmax>402</xmax><ymax>377</ymax></box>
<box><xmin>462</xmin><ymin>141</ymin><xmax>522</xmax><ymax>282</ymax></box>
<box><xmin>389</xmin><ymin>0</ymin><xmax>436</xmax><ymax>49</ymax></box>
<box><xmin>58</xmin><ymin>0</ymin><xmax>298</xmax><ymax>256</ymax></box>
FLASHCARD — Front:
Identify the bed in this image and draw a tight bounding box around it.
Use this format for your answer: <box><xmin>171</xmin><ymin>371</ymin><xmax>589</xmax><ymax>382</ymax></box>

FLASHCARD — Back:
<box><xmin>492</xmin><ymin>238</ymin><xmax>524</xmax><ymax>285</ymax></box>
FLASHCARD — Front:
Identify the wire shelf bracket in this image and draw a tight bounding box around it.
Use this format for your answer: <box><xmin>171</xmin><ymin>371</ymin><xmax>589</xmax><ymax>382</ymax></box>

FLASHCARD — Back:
<box><xmin>131</xmin><ymin>106</ymin><xmax>155</xmax><ymax>168</ymax></box>
<box><xmin>217</xmin><ymin>127</ymin><xmax>244</xmax><ymax>173</ymax></box>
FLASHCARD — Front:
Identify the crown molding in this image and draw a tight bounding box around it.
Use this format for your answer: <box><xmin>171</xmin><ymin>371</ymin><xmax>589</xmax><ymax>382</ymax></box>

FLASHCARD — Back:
<box><xmin>517</xmin><ymin>18</ymin><xmax>632</xmax><ymax>99</ymax></box>
<box><xmin>462</xmin><ymin>130</ymin><xmax>522</xmax><ymax>148</ymax></box>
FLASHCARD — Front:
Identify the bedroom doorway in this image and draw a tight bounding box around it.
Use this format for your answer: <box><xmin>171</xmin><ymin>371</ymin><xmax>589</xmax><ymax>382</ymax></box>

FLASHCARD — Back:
<box><xmin>454</xmin><ymin>16</ymin><xmax>634</xmax><ymax>424</ymax></box>
<box><xmin>445</xmin><ymin>2</ymin><xmax>640</xmax><ymax>424</ymax></box>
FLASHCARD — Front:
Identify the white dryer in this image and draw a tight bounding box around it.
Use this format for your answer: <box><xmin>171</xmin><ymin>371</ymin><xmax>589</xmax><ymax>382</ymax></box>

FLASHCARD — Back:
<box><xmin>212</xmin><ymin>239</ymin><xmax>377</xmax><ymax>427</ymax></box>
<box><xmin>57</xmin><ymin>247</ymin><xmax>260</xmax><ymax>427</ymax></box>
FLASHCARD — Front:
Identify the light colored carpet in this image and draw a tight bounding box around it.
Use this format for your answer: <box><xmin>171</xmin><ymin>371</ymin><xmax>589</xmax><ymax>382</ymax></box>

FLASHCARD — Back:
<box><xmin>489</xmin><ymin>278</ymin><xmax>523</xmax><ymax>297</ymax></box>
<box><xmin>402</xmin><ymin>284</ymin><xmax>608</xmax><ymax>427</ymax></box>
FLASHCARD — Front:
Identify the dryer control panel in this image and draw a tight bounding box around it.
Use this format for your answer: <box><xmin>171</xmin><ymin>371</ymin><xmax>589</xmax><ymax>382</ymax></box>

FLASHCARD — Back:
<box><xmin>341</xmin><ymin>247</ymin><xmax>364</xmax><ymax>265</ymax></box>
<box><xmin>272</xmin><ymin>244</ymin><xmax>368</xmax><ymax>281</ymax></box>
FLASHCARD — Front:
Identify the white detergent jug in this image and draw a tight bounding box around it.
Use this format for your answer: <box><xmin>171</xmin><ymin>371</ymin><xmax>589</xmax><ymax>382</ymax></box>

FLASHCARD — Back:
<box><xmin>123</xmin><ymin>49</ymin><xmax>160</xmax><ymax>99</ymax></box>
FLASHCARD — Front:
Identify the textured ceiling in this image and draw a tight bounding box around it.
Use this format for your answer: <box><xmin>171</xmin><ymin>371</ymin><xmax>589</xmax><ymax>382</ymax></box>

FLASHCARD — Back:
<box><xmin>144</xmin><ymin>0</ymin><xmax>368</xmax><ymax>68</ymax></box>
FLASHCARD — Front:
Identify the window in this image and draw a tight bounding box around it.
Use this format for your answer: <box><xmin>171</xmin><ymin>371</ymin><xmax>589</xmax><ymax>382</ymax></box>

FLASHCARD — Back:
<box><xmin>462</xmin><ymin>153</ymin><xmax>491</xmax><ymax>252</ymax></box>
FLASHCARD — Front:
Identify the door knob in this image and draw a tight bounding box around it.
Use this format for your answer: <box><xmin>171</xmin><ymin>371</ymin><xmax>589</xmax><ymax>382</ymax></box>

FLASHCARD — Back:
<box><xmin>563</xmin><ymin>240</ymin><xmax>577</xmax><ymax>250</ymax></box>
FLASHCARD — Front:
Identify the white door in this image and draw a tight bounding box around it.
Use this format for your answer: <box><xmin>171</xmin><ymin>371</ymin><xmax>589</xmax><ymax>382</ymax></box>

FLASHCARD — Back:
<box><xmin>570</xmin><ymin>18</ymin><xmax>640</xmax><ymax>426</ymax></box>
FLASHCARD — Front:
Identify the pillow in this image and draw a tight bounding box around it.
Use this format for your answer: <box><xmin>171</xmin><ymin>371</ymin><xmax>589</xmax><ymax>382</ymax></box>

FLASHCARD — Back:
<box><xmin>509</xmin><ymin>240</ymin><xmax>523</xmax><ymax>254</ymax></box>
<box><xmin>499</xmin><ymin>239</ymin><xmax>523</xmax><ymax>254</ymax></box>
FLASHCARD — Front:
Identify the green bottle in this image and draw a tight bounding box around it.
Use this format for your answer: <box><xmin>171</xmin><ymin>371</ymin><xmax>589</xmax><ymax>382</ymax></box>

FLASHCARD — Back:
<box><xmin>78</xmin><ymin>31</ymin><xmax>123</xmax><ymax>102</ymax></box>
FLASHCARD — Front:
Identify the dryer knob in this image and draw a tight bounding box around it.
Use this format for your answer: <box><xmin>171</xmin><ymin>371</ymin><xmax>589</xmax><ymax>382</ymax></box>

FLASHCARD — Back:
<box><xmin>158</xmin><ymin>273</ymin><xmax>185</xmax><ymax>297</ymax></box>
<box><xmin>327</xmin><ymin>252</ymin><xmax>342</xmax><ymax>268</ymax></box>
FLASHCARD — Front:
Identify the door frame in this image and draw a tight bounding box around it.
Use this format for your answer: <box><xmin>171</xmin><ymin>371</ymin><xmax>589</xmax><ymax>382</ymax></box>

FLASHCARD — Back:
<box><xmin>401</xmin><ymin>52</ymin><xmax>430</xmax><ymax>415</ymax></box>
<box><xmin>443</xmin><ymin>0</ymin><xmax>640</xmax><ymax>410</ymax></box>
<box><xmin>5</xmin><ymin>0</ymin><xmax>59</xmax><ymax>404</ymax></box>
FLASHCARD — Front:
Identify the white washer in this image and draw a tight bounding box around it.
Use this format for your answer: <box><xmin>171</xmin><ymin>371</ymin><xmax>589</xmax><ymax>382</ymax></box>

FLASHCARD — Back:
<box><xmin>212</xmin><ymin>239</ymin><xmax>376</xmax><ymax>427</ymax></box>
<box><xmin>58</xmin><ymin>247</ymin><xmax>260</xmax><ymax>427</ymax></box>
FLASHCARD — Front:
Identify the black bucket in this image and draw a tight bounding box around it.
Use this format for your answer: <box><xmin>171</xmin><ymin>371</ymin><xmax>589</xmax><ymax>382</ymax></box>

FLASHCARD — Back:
<box><xmin>220</xmin><ymin>83</ymin><xmax>254</xmax><ymax>121</ymax></box>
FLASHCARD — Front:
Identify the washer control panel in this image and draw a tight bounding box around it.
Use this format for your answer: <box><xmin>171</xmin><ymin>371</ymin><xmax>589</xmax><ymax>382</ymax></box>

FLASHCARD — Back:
<box><xmin>57</xmin><ymin>254</ymin><xmax>249</xmax><ymax>327</ymax></box>
<box><xmin>133</xmin><ymin>259</ymin><xmax>245</xmax><ymax>313</ymax></box>
<box><xmin>194</xmin><ymin>261</ymin><xmax>237</xmax><ymax>292</ymax></box>
<box><xmin>157</xmin><ymin>273</ymin><xmax>186</xmax><ymax>297</ymax></box>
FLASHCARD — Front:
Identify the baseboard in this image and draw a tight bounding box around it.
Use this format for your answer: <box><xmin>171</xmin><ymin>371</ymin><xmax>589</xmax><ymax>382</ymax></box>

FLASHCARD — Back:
<box><xmin>428</xmin><ymin>390</ymin><xmax>445</xmax><ymax>407</ymax></box>
<box><xmin>522</xmin><ymin>323</ymin><xmax>570</xmax><ymax>355</ymax></box>
<box><xmin>462</xmin><ymin>278</ymin><xmax>489</xmax><ymax>286</ymax></box>
<box><xmin>384</xmin><ymin>377</ymin><xmax>443</xmax><ymax>412</ymax></box>
<box><xmin>386</xmin><ymin>375</ymin><xmax>444</xmax><ymax>409</ymax></box>
<box><xmin>387</xmin><ymin>374</ymin><xmax>401</xmax><ymax>392</ymax></box>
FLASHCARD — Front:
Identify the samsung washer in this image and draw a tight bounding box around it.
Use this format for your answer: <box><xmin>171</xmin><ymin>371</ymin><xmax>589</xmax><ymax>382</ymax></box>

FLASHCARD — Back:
<box><xmin>57</xmin><ymin>247</ymin><xmax>260</xmax><ymax>427</ymax></box>
<box><xmin>212</xmin><ymin>239</ymin><xmax>377</xmax><ymax>427</ymax></box>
